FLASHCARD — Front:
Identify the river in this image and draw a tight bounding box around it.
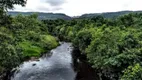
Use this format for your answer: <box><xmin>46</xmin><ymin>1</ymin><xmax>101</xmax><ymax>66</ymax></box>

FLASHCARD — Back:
<box><xmin>11</xmin><ymin>42</ymin><xmax>99</xmax><ymax>80</ymax></box>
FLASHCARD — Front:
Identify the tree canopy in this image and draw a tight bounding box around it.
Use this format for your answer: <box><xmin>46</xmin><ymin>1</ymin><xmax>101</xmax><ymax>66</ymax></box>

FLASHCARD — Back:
<box><xmin>43</xmin><ymin>13</ymin><xmax>142</xmax><ymax>80</ymax></box>
<box><xmin>0</xmin><ymin>0</ymin><xmax>27</xmax><ymax>10</ymax></box>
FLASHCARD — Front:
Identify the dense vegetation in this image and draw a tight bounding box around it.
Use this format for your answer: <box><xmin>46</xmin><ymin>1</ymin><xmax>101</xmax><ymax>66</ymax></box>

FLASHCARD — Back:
<box><xmin>1</xmin><ymin>1</ymin><xmax>142</xmax><ymax>80</ymax></box>
<box><xmin>0</xmin><ymin>1</ymin><xmax>58</xmax><ymax>79</ymax></box>
<box><xmin>0</xmin><ymin>13</ymin><xmax>58</xmax><ymax>79</ymax></box>
<box><xmin>43</xmin><ymin>13</ymin><xmax>142</xmax><ymax>80</ymax></box>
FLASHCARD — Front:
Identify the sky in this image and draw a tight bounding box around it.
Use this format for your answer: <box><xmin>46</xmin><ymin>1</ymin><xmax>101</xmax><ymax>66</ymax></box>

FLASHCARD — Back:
<box><xmin>13</xmin><ymin>0</ymin><xmax>142</xmax><ymax>16</ymax></box>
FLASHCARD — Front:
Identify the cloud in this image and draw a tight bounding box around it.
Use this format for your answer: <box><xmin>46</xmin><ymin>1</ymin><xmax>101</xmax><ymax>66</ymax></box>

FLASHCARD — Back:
<box><xmin>42</xmin><ymin>0</ymin><xmax>66</xmax><ymax>6</ymax></box>
<box><xmin>52</xmin><ymin>7</ymin><xmax>62</xmax><ymax>11</ymax></box>
<box><xmin>12</xmin><ymin>0</ymin><xmax>63</xmax><ymax>12</ymax></box>
<box><xmin>36</xmin><ymin>6</ymin><xmax>62</xmax><ymax>11</ymax></box>
<box><xmin>13</xmin><ymin>0</ymin><xmax>142</xmax><ymax>16</ymax></box>
<box><xmin>36</xmin><ymin>6</ymin><xmax>50</xmax><ymax>11</ymax></box>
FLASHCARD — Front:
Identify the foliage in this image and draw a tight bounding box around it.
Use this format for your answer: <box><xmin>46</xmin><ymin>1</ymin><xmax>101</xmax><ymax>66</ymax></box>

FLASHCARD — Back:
<box><xmin>1</xmin><ymin>1</ymin><xmax>142</xmax><ymax>79</ymax></box>
<box><xmin>121</xmin><ymin>63</ymin><xmax>142</xmax><ymax>80</ymax></box>
<box><xmin>0</xmin><ymin>0</ymin><xmax>27</xmax><ymax>10</ymax></box>
<box><xmin>43</xmin><ymin>13</ymin><xmax>142</xmax><ymax>79</ymax></box>
<box><xmin>0</xmin><ymin>14</ymin><xmax>58</xmax><ymax>78</ymax></box>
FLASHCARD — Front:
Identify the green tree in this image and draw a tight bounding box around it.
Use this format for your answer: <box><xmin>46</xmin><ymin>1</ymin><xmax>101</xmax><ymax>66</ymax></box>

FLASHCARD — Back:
<box><xmin>0</xmin><ymin>0</ymin><xmax>27</xmax><ymax>10</ymax></box>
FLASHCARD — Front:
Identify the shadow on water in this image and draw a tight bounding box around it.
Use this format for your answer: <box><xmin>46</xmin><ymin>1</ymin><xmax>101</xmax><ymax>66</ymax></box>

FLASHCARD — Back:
<box><xmin>71</xmin><ymin>48</ymin><xmax>99</xmax><ymax>80</ymax></box>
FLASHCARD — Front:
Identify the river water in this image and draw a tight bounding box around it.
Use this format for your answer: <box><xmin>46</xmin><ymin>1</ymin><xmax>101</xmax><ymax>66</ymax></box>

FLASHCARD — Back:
<box><xmin>11</xmin><ymin>42</ymin><xmax>99</xmax><ymax>80</ymax></box>
<box><xmin>11</xmin><ymin>42</ymin><xmax>76</xmax><ymax>80</ymax></box>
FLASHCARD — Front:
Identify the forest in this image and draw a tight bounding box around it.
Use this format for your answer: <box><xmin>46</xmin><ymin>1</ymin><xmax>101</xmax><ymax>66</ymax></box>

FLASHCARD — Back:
<box><xmin>43</xmin><ymin>13</ymin><xmax>142</xmax><ymax>80</ymax></box>
<box><xmin>1</xmin><ymin>0</ymin><xmax>142</xmax><ymax>80</ymax></box>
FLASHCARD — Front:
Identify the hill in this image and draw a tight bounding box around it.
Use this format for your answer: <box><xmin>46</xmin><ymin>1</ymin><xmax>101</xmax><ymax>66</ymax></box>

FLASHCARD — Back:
<box><xmin>8</xmin><ymin>12</ymin><xmax>72</xmax><ymax>20</ymax></box>
<box><xmin>79</xmin><ymin>11</ymin><xmax>142</xmax><ymax>19</ymax></box>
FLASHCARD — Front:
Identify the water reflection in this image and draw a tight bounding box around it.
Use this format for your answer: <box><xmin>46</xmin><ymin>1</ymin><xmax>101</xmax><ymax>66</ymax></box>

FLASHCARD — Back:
<box><xmin>72</xmin><ymin>48</ymin><xmax>99</xmax><ymax>80</ymax></box>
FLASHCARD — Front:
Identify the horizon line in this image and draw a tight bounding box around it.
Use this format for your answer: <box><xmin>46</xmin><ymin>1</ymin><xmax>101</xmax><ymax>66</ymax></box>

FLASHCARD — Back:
<box><xmin>9</xmin><ymin>10</ymin><xmax>142</xmax><ymax>17</ymax></box>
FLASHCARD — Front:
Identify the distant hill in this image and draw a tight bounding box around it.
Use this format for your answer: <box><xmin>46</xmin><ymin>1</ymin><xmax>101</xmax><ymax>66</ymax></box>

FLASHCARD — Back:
<box><xmin>8</xmin><ymin>11</ymin><xmax>142</xmax><ymax>20</ymax></box>
<box><xmin>8</xmin><ymin>12</ymin><xmax>72</xmax><ymax>20</ymax></box>
<box><xmin>79</xmin><ymin>11</ymin><xmax>142</xmax><ymax>19</ymax></box>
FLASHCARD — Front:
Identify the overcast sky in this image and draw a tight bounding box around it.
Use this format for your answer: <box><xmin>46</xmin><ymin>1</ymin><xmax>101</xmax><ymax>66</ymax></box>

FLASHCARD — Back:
<box><xmin>13</xmin><ymin>0</ymin><xmax>142</xmax><ymax>16</ymax></box>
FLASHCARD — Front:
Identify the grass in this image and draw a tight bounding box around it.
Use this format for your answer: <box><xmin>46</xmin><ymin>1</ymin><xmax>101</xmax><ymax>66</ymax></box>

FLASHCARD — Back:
<box><xmin>19</xmin><ymin>41</ymin><xmax>44</xmax><ymax>58</ymax></box>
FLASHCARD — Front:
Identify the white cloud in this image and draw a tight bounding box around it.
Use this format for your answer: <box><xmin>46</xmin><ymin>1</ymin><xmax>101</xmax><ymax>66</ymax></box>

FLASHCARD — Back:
<box><xmin>13</xmin><ymin>0</ymin><xmax>62</xmax><ymax>12</ymax></box>
<box><xmin>12</xmin><ymin>0</ymin><xmax>142</xmax><ymax>16</ymax></box>
<box><xmin>43</xmin><ymin>0</ymin><xmax>66</xmax><ymax>6</ymax></box>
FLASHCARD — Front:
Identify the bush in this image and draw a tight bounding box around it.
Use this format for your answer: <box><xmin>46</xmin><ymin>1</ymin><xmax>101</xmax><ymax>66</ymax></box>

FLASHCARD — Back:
<box><xmin>121</xmin><ymin>63</ymin><xmax>142</xmax><ymax>80</ymax></box>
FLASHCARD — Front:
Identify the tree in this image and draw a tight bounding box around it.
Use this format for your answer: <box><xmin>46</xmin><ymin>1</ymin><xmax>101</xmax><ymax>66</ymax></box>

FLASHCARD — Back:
<box><xmin>0</xmin><ymin>0</ymin><xmax>27</xmax><ymax>10</ymax></box>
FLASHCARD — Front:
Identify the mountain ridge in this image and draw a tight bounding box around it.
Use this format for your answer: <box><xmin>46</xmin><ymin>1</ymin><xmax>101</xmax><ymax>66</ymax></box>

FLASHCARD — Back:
<box><xmin>8</xmin><ymin>10</ymin><xmax>142</xmax><ymax>20</ymax></box>
<box><xmin>8</xmin><ymin>11</ymin><xmax>72</xmax><ymax>20</ymax></box>
<box><xmin>79</xmin><ymin>10</ymin><xmax>142</xmax><ymax>19</ymax></box>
